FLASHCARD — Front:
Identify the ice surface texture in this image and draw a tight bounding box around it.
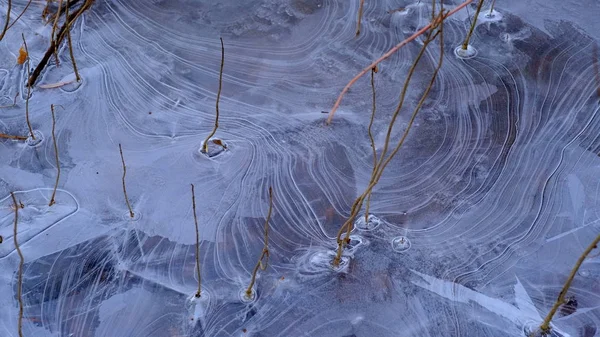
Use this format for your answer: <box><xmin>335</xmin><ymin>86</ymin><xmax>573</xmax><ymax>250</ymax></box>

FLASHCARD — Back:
<box><xmin>1</xmin><ymin>0</ymin><xmax>600</xmax><ymax>336</ymax></box>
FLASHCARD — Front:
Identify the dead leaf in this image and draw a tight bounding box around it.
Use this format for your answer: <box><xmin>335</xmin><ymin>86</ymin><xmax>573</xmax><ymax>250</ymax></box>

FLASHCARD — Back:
<box><xmin>17</xmin><ymin>46</ymin><xmax>27</xmax><ymax>65</ymax></box>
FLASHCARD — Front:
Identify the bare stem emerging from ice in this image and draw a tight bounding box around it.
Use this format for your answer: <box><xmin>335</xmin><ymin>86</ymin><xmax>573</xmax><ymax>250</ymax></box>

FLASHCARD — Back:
<box><xmin>49</xmin><ymin>104</ymin><xmax>61</xmax><ymax>206</ymax></box>
<box><xmin>191</xmin><ymin>184</ymin><xmax>202</xmax><ymax>297</ymax></box>
<box><xmin>538</xmin><ymin>234</ymin><xmax>600</xmax><ymax>334</ymax></box>
<box><xmin>461</xmin><ymin>0</ymin><xmax>484</xmax><ymax>50</ymax></box>
<box><xmin>355</xmin><ymin>0</ymin><xmax>365</xmax><ymax>37</ymax></box>
<box><xmin>203</xmin><ymin>37</ymin><xmax>225</xmax><ymax>153</ymax></box>
<box><xmin>21</xmin><ymin>34</ymin><xmax>35</xmax><ymax>140</ymax></box>
<box><xmin>10</xmin><ymin>192</ymin><xmax>24</xmax><ymax>337</ymax></box>
<box><xmin>245</xmin><ymin>187</ymin><xmax>273</xmax><ymax>299</ymax></box>
<box><xmin>119</xmin><ymin>144</ymin><xmax>135</xmax><ymax>218</ymax></box>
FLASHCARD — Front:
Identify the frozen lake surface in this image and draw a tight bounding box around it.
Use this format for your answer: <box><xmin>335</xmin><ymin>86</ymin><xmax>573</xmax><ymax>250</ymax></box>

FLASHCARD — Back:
<box><xmin>1</xmin><ymin>0</ymin><xmax>600</xmax><ymax>336</ymax></box>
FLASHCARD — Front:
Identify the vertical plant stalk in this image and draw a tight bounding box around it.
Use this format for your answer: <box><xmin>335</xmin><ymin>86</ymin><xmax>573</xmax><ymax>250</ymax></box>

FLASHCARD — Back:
<box><xmin>51</xmin><ymin>0</ymin><xmax>64</xmax><ymax>66</ymax></box>
<box><xmin>461</xmin><ymin>0</ymin><xmax>484</xmax><ymax>50</ymax></box>
<box><xmin>245</xmin><ymin>187</ymin><xmax>273</xmax><ymax>299</ymax></box>
<box><xmin>119</xmin><ymin>144</ymin><xmax>135</xmax><ymax>218</ymax></box>
<box><xmin>6</xmin><ymin>0</ymin><xmax>32</xmax><ymax>32</ymax></box>
<box><xmin>364</xmin><ymin>66</ymin><xmax>378</xmax><ymax>223</ymax></box>
<box><xmin>21</xmin><ymin>34</ymin><xmax>34</xmax><ymax>140</ymax></box>
<box><xmin>191</xmin><ymin>184</ymin><xmax>202</xmax><ymax>298</ymax></box>
<box><xmin>0</xmin><ymin>0</ymin><xmax>11</xmax><ymax>41</ymax></box>
<box><xmin>333</xmin><ymin>7</ymin><xmax>446</xmax><ymax>266</ymax></box>
<box><xmin>355</xmin><ymin>0</ymin><xmax>365</xmax><ymax>37</ymax></box>
<box><xmin>488</xmin><ymin>0</ymin><xmax>496</xmax><ymax>15</ymax></box>
<box><xmin>49</xmin><ymin>105</ymin><xmax>60</xmax><ymax>206</ymax></box>
<box><xmin>27</xmin><ymin>0</ymin><xmax>93</xmax><ymax>87</ymax></box>
<box><xmin>65</xmin><ymin>0</ymin><xmax>81</xmax><ymax>82</ymax></box>
<box><xmin>326</xmin><ymin>0</ymin><xmax>472</xmax><ymax>124</ymax></box>
<box><xmin>10</xmin><ymin>192</ymin><xmax>24</xmax><ymax>337</ymax></box>
<box><xmin>203</xmin><ymin>37</ymin><xmax>225</xmax><ymax>153</ymax></box>
<box><xmin>538</xmin><ymin>234</ymin><xmax>600</xmax><ymax>334</ymax></box>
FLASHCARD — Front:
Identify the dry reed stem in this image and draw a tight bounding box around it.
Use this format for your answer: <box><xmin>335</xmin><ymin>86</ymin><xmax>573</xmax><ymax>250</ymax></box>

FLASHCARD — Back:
<box><xmin>65</xmin><ymin>0</ymin><xmax>81</xmax><ymax>82</ymax></box>
<box><xmin>6</xmin><ymin>0</ymin><xmax>32</xmax><ymax>32</ymax></box>
<box><xmin>191</xmin><ymin>184</ymin><xmax>202</xmax><ymax>297</ymax></box>
<box><xmin>10</xmin><ymin>192</ymin><xmax>24</xmax><ymax>337</ymax></box>
<box><xmin>326</xmin><ymin>0</ymin><xmax>473</xmax><ymax>124</ymax></box>
<box><xmin>0</xmin><ymin>0</ymin><xmax>11</xmax><ymax>41</ymax></box>
<box><xmin>28</xmin><ymin>0</ymin><xmax>93</xmax><ymax>87</ymax></box>
<box><xmin>245</xmin><ymin>187</ymin><xmax>273</xmax><ymax>299</ymax></box>
<box><xmin>51</xmin><ymin>0</ymin><xmax>64</xmax><ymax>66</ymax></box>
<box><xmin>355</xmin><ymin>0</ymin><xmax>365</xmax><ymax>37</ymax></box>
<box><xmin>488</xmin><ymin>0</ymin><xmax>496</xmax><ymax>15</ymax></box>
<box><xmin>364</xmin><ymin>67</ymin><xmax>378</xmax><ymax>223</ymax></box>
<box><xmin>461</xmin><ymin>0</ymin><xmax>484</xmax><ymax>50</ymax></box>
<box><xmin>0</xmin><ymin>92</ymin><xmax>19</xmax><ymax>109</ymax></box>
<box><xmin>203</xmin><ymin>37</ymin><xmax>225</xmax><ymax>153</ymax></box>
<box><xmin>21</xmin><ymin>34</ymin><xmax>34</xmax><ymax>140</ymax></box>
<box><xmin>48</xmin><ymin>104</ymin><xmax>60</xmax><ymax>206</ymax></box>
<box><xmin>0</xmin><ymin>133</ymin><xmax>27</xmax><ymax>140</ymax></box>
<box><xmin>333</xmin><ymin>7</ymin><xmax>446</xmax><ymax>266</ymax></box>
<box><xmin>119</xmin><ymin>144</ymin><xmax>134</xmax><ymax>218</ymax></box>
<box><xmin>538</xmin><ymin>234</ymin><xmax>600</xmax><ymax>334</ymax></box>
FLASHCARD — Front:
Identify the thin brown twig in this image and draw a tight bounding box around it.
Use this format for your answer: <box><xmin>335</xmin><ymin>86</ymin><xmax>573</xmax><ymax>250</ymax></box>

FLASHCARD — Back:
<box><xmin>488</xmin><ymin>0</ymin><xmax>496</xmax><ymax>15</ymax></box>
<box><xmin>538</xmin><ymin>234</ymin><xmax>600</xmax><ymax>334</ymax></box>
<box><xmin>0</xmin><ymin>133</ymin><xmax>27</xmax><ymax>141</ymax></box>
<box><xmin>355</xmin><ymin>0</ymin><xmax>365</xmax><ymax>37</ymax></box>
<box><xmin>245</xmin><ymin>187</ymin><xmax>273</xmax><ymax>299</ymax></box>
<box><xmin>191</xmin><ymin>184</ymin><xmax>202</xmax><ymax>298</ymax></box>
<box><xmin>333</xmin><ymin>6</ymin><xmax>446</xmax><ymax>266</ymax></box>
<box><xmin>119</xmin><ymin>144</ymin><xmax>134</xmax><ymax>218</ymax></box>
<box><xmin>10</xmin><ymin>192</ymin><xmax>24</xmax><ymax>337</ymax></box>
<box><xmin>461</xmin><ymin>0</ymin><xmax>484</xmax><ymax>50</ymax></box>
<box><xmin>49</xmin><ymin>104</ymin><xmax>60</xmax><ymax>206</ymax></box>
<box><xmin>0</xmin><ymin>92</ymin><xmax>19</xmax><ymax>109</ymax></box>
<box><xmin>203</xmin><ymin>37</ymin><xmax>225</xmax><ymax>153</ymax></box>
<box><xmin>5</xmin><ymin>0</ymin><xmax>33</xmax><ymax>32</ymax></box>
<box><xmin>51</xmin><ymin>0</ymin><xmax>64</xmax><ymax>66</ymax></box>
<box><xmin>326</xmin><ymin>0</ymin><xmax>473</xmax><ymax>124</ymax></box>
<box><xmin>364</xmin><ymin>66</ymin><xmax>378</xmax><ymax>223</ymax></box>
<box><xmin>0</xmin><ymin>0</ymin><xmax>11</xmax><ymax>41</ymax></box>
<box><xmin>28</xmin><ymin>0</ymin><xmax>93</xmax><ymax>87</ymax></box>
<box><xmin>21</xmin><ymin>34</ymin><xmax>34</xmax><ymax>140</ymax></box>
<box><xmin>65</xmin><ymin>0</ymin><xmax>81</xmax><ymax>82</ymax></box>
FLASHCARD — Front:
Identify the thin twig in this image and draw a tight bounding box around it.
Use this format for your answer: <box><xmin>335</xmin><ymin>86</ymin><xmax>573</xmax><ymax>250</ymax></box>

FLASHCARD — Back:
<box><xmin>0</xmin><ymin>92</ymin><xmax>19</xmax><ymax>109</ymax></box>
<box><xmin>0</xmin><ymin>0</ymin><xmax>11</xmax><ymax>41</ymax></box>
<box><xmin>28</xmin><ymin>0</ymin><xmax>93</xmax><ymax>87</ymax></box>
<box><xmin>326</xmin><ymin>0</ymin><xmax>473</xmax><ymax>124</ymax></box>
<box><xmin>21</xmin><ymin>34</ymin><xmax>34</xmax><ymax>139</ymax></box>
<box><xmin>538</xmin><ymin>234</ymin><xmax>600</xmax><ymax>334</ymax></box>
<box><xmin>355</xmin><ymin>0</ymin><xmax>365</xmax><ymax>37</ymax></box>
<box><xmin>65</xmin><ymin>0</ymin><xmax>81</xmax><ymax>81</ymax></box>
<box><xmin>0</xmin><ymin>133</ymin><xmax>27</xmax><ymax>140</ymax></box>
<box><xmin>5</xmin><ymin>0</ymin><xmax>32</xmax><ymax>32</ymax></box>
<box><xmin>488</xmin><ymin>0</ymin><xmax>496</xmax><ymax>15</ymax></box>
<box><xmin>10</xmin><ymin>192</ymin><xmax>24</xmax><ymax>337</ymax></box>
<box><xmin>333</xmin><ymin>7</ymin><xmax>446</xmax><ymax>266</ymax></box>
<box><xmin>49</xmin><ymin>104</ymin><xmax>60</xmax><ymax>206</ymax></box>
<box><xmin>461</xmin><ymin>0</ymin><xmax>484</xmax><ymax>50</ymax></box>
<box><xmin>51</xmin><ymin>0</ymin><xmax>64</xmax><ymax>66</ymax></box>
<box><xmin>119</xmin><ymin>144</ymin><xmax>134</xmax><ymax>218</ymax></box>
<box><xmin>245</xmin><ymin>187</ymin><xmax>273</xmax><ymax>299</ymax></box>
<box><xmin>364</xmin><ymin>66</ymin><xmax>378</xmax><ymax>223</ymax></box>
<box><xmin>191</xmin><ymin>184</ymin><xmax>202</xmax><ymax>298</ymax></box>
<box><xmin>203</xmin><ymin>37</ymin><xmax>225</xmax><ymax>153</ymax></box>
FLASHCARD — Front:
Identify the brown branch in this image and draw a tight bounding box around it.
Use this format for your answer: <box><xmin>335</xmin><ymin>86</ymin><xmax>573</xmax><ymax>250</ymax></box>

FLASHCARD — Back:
<box><xmin>21</xmin><ymin>34</ymin><xmax>34</xmax><ymax>140</ymax></box>
<box><xmin>65</xmin><ymin>0</ymin><xmax>81</xmax><ymax>81</ymax></box>
<box><xmin>203</xmin><ymin>37</ymin><xmax>225</xmax><ymax>153</ymax></box>
<box><xmin>364</xmin><ymin>66</ymin><xmax>378</xmax><ymax>223</ymax></box>
<box><xmin>5</xmin><ymin>0</ymin><xmax>32</xmax><ymax>32</ymax></box>
<box><xmin>51</xmin><ymin>0</ymin><xmax>64</xmax><ymax>66</ymax></box>
<box><xmin>245</xmin><ymin>187</ymin><xmax>273</xmax><ymax>299</ymax></box>
<box><xmin>191</xmin><ymin>184</ymin><xmax>202</xmax><ymax>298</ymax></box>
<box><xmin>0</xmin><ymin>0</ymin><xmax>11</xmax><ymax>41</ymax></box>
<box><xmin>326</xmin><ymin>0</ymin><xmax>473</xmax><ymax>124</ymax></box>
<box><xmin>49</xmin><ymin>104</ymin><xmax>60</xmax><ymax>206</ymax></box>
<box><xmin>461</xmin><ymin>0</ymin><xmax>484</xmax><ymax>50</ymax></box>
<box><xmin>10</xmin><ymin>192</ymin><xmax>24</xmax><ymax>337</ymax></box>
<box><xmin>0</xmin><ymin>91</ymin><xmax>19</xmax><ymax>109</ymax></box>
<box><xmin>355</xmin><ymin>0</ymin><xmax>365</xmax><ymax>37</ymax></box>
<box><xmin>0</xmin><ymin>133</ymin><xmax>27</xmax><ymax>141</ymax></box>
<box><xmin>538</xmin><ymin>234</ymin><xmax>600</xmax><ymax>334</ymax></box>
<box><xmin>119</xmin><ymin>144</ymin><xmax>134</xmax><ymax>218</ymax></box>
<box><xmin>27</xmin><ymin>0</ymin><xmax>93</xmax><ymax>87</ymax></box>
<box><xmin>333</xmin><ymin>7</ymin><xmax>446</xmax><ymax>266</ymax></box>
